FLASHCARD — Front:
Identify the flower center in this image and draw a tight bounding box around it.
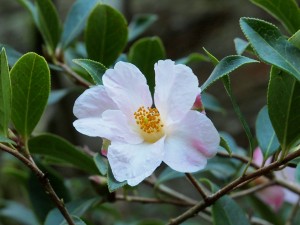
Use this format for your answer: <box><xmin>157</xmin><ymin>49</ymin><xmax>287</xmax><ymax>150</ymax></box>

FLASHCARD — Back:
<box><xmin>134</xmin><ymin>106</ymin><xmax>164</xmax><ymax>143</ymax></box>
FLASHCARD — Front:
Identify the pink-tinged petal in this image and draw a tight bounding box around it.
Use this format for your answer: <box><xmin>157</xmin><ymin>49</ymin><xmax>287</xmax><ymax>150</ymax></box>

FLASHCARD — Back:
<box><xmin>256</xmin><ymin>185</ymin><xmax>285</xmax><ymax>211</ymax></box>
<box><xmin>73</xmin><ymin>86</ymin><xmax>118</xmax><ymax>119</ymax></box>
<box><xmin>154</xmin><ymin>60</ymin><xmax>199</xmax><ymax>124</ymax></box>
<box><xmin>253</xmin><ymin>147</ymin><xmax>264</xmax><ymax>167</ymax></box>
<box><xmin>107</xmin><ymin>137</ymin><xmax>165</xmax><ymax>186</ymax></box>
<box><xmin>74</xmin><ymin>110</ymin><xmax>142</xmax><ymax>144</ymax></box>
<box><xmin>103</xmin><ymin>62</ymin><xmax>152</xmax><ymax>120</ymax></box>
<box><xmin>163</xmin><ymin>110</ymin><xmax>219</xmax><ymax>172</ymax></box>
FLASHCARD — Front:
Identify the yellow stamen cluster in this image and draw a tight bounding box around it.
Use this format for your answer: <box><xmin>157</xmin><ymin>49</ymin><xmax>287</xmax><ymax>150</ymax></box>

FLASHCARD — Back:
<box><xmin>134</xmin><ymin>106</ymin><xmax>163</xmax><ymax>134</ymax></box>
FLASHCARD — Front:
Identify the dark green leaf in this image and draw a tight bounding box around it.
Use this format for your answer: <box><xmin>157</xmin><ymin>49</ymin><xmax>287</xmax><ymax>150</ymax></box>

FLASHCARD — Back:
<box><xmin>85</xmin><ymin>4</ymin><xmax>128</xmax><ymax>67</ymax></box>
<box><xmin>28</xmin><ymin>162</ymin><xmax>70</xmax><ymax>222</ymax></box>
<box><xmin>268</xmin><ymin>67</ymin><xmax>300</xmax><ymax>152</ymax></box>
<box><xmin>10</xmin><ymin>52</ymin><xmax>50</xmax><ymax>139</ymax></box>
<box><xmin>201</xmin><ymin>55</ymin><xmax>257</xmax><ymax>91</ymax></box>
<box><xmin>250</xmin><ymin>0</ymin><xmax>300</xmax><ymax>34</ymax></box>
<box><xmin>93</xmin><ymin>153</ymin><xmax>108</xmax><ymax>176</ymax></box>
<box><xmin>128</xmin><ymin>14</ymin><xmax>158</xmax><ymax>42</ymax></box>
<box><xmin>107</xmin><ymin>165</ymin><xmax>127</xmax><ymax>192</ymax></box>
<box><xmin>290</xmin><ymin>30</ymin><xmax>300</xmax><ymax>49</ymax></box>
<box><xmin>0</xmin><ymin>48</ymin><xmax>11</xmax><ymax>136</ymax></box>
<box><xmin>73</xmin><ymin>59</ymin><xmax>107</xmax><ymax>85</ymax></box>
<box><xmin>61</xmin><ymin>216</ymin><xmax>87</xmax><ymax>225</ymax></box>
<box><xmin>0</xmin><ymin>200</ymin><xmax>39</xmax><ymax>225</ymax></box>
<box><xmin>0</xmin><ymin>136</ymin><xmax>16</xmax><ymax>145</ymax></box>
<box><xmin>156</xmin><ymin>167</ymin><xmax>184</xmax><ymax>184</ymax></box>
<box><xmin>28</xmin><ymin>134</ymin><xmax>98</xmax><ymax>174</ymax></box>
<box><xmin>240</xmin><ymin>17</ymin><xmax>300</xmax><ymax>81</ymax></box>
<box><xmin>45</xmin><ymin>198</ymin><xmax>100</xmax><ymax>225</ymax></box>
<box><xmin>203</xmin><ymin>47</ymin><xmax>219</xmax><ymax>66</ymax></box>
<box><xmin>61</xmin><ymin>0</ymin><xmax>99</xmax><ymax>48</ymax></box>
<box><xmin>0</xmin><ymin>44</ymin><xmax>22</xmax><ymax>66</ymax></box>
<box><xmin>234</xmin><ymin>38</ymin><xmax>252</xmax><ymax>55</ymax></box>
<box><xmin>36</xmin><ymin>0</ymin><xmax>61</xmax><ymax>53</ymax></box>
<box><xmin>255</xmin><ymin>106</ymin><xmax>280</xmax><ymax>158</ymax></box>
<box><xmin>128</xmin><ymin>37</ymin><xmax>165</xmax><ymax>95</ymax></box>
<box><xmin>296</xmin><ymin>163</ymin><xmax>300</xmax><ymax>184</ymax></box>
<box><xmin>176</xmin><ymin>53</ymin><xmax>209</xmax><ymax>65</ymax></box>
<box><xmin>219</xmin><ymin>136</ymin><xmax>232</xmax><ymax>156</ymax></box>
<box><xmin>136</xmin><ymin>219</ymin><xmax>164</xmax><ymax>225</ymax></box>
<box><xmin>201</xmin><ymin>92</ymin><xmax>224</xmax><ymax>113</ymax></box>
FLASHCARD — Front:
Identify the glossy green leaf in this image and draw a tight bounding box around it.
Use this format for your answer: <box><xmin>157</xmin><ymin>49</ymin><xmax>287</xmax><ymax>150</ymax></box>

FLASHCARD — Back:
<box><xmin>35</xmin><ymin>0</ymin><xmax>61</xmax><ymax>53</ymax></box>
<box><xmin>240</xmin><ymin>17</ymin><xmax>300</xmax><ymax>81</ymax></box>
<box><xmin>156</xmin><ymin>167</ymin><xmax>184</xmax><ymax>184</ymax></box>
<box><xmin>0</xmin><ymin>200</ymin><xmax>39</xmax><ymax>225</ymax></box>
<box><xmin>219</xmin><ymin>136</ymin><xmax>232</xmax><ymax>156</ymax></box>
<box><xmin>176</xmin><ymin>52</ymin><xmax>209</xmax><ymax>65</ymax></box>
<box><xmin>128</xmin><ymin>37</ymin><xmax>165</xmax><ymax>95</ymax></box>
<box><xmin>61</xmin><ymin>0</ymin><xmax>99</xmax><ymax>48</ymax></box>
<box><xmin>201</xmin><ymin>92</ymin><xmax>224</xmax><ymax>113</ymax></box>
<box><xmin>234</xmin><ymin>38</ymin><xmax>252</xmax><ymax>55</ymax></box>
<box><xmin>94</xmin><ymin>153</ymin><xmax>108</xmax><ymax>176</ymax></box>
<box><xmin>268</xmin><ymin>67</ymin><xmax>300</xmax><ymax>152</ymax></box>
<box><xmin>0</xmin><ymin>44</ymin><xmax>22</xmax><ymax>66</ymax></box>
<box><xmin>45</xmin><ymin>198</ymin><xmax>100</xmax><ymax>225</ymax></box>
<box><xmin>0</xmin><ymin>136</ymin><xmax>16</xmax><ymax>145</ymax></box>
<box><xmin>107</xmin><ymin>165</ymin><xmax>127</xmax><ymax>192</ymax></box>
<box><xmin>10</xmin><ymin>53</ymin><xmax>50</xmax><ymax>139</ymax></box>
<box><xmin>61</xmin><ymin>216</ymin><xmax>86</xmax><ymax>225</ymax></box>
<box><xmin>28</xmin><ymin>162</ymin><xmax>70</xmax><ymax>222</ymax></box>
<box><xmin>290</xmin><ymin>30</ymin><xmax>300</xmax><ymax>49</ymax></box>
<box><xmin>212</xmin><ymin>194</ymin><xmax>251</xmax><ymax>225</ymax></box>
<box><xmin>255</xmin><ymin>106</ymin><xmax>280</xmax><ymax>158</ymax></box>
<box><xmin>0</xmin><ymin>48</ymin><xmax>11</xmax><ymax>136</ymax></box>
<box><xmin>128</xmin><ymin>14</ymin><xmax>158</xmax><ymax>42</ymax></box>
<box><xmin>250</xmin><ymin>0</ymin><xmax>300</xmax><ymax>34</ymax></box>
<box><xmin>85</xmin><ymin>4</ymin><xmax>128</xmax><ymax>67</ymax></box>
<box><xmin>73</xmin><ymin>59</ymin><xmax>107</xmax><ymax>85</ymax></box>
<box><xmin>201</xmin><ymin>55</ymin><xmax>257</xmax><ymax>91</ymax></box>
<box><xmin>28</xmin><ymin>134</ymin><xmax>98</xmax><ymax>174</ymax></box>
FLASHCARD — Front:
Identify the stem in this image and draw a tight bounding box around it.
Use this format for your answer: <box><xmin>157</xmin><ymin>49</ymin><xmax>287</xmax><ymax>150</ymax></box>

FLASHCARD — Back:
<box><xmin>185</xmin><ymin>173</ymin><xmax>208</xmax><ymax>200</ymax></box>
<box><xmin>231</xmin><ymin>181</ymin><xmax>275</xmax><ymax>199</ymax></box>
<box><xmin>217</xmin><ymin>151</ymin><xmax>260</xmax><ymax>170</ymax></box>
<box><xmin>0</xmin><ymin>143</ymin><xmax>75</xmax><ymax>225</ymax></box>
<box><xmin>168</xmin><ymin>149</ymin><xmax>300</xmax><ymax>225</ymax></box>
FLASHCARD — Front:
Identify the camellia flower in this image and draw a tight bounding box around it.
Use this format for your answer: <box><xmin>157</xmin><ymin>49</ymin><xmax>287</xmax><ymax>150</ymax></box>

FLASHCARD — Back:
<box><xmin>73</xmin><ymin>60</ymin><xmax>220</xmax><ymax>186</ymax></box>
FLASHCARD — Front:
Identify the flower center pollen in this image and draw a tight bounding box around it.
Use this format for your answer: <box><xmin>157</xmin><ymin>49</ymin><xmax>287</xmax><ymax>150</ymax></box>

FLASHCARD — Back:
<box><xmin>134</xmin><ymin>106</ymin><xmax>164</xmax><ymax>143</ymax></box>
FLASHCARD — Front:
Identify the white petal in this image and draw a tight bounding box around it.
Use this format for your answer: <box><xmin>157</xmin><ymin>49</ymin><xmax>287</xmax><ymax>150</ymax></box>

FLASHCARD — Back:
<box><xmin>74</xmin><ymin>110</ymin><xmax>143</xmax><ymax>144</ymax></box>
<box><xmin>154</xmin><ymin>60</ymin><xmax>199</xmax><ymax>124</ymax></box>
<box><xmin>107</xmin><ymin>138</ymin><xmax>165</xmax><ymax>186</ymax></box>
<box><xmin>73</xmin><ymin>86</ymin><xmax>118</xmax><ymax>119</ymax></box>
<box><xmin>103</xmin><ymin>62</ymin><xmax>152</xmax><ymax>120</ymax></box>
<box><xmin>163</xmin><ymin>110</ymin><xmax>219</xmax><ymax>172</ymax></box>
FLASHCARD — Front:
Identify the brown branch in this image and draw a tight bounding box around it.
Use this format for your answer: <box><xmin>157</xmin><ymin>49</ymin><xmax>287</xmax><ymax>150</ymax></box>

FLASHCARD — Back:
<box><xmin>0</xmin><ymin>143</ymin><xmax>75</xmax><ymax>225</ymax></box>
<box><xmin>231</xmin><ymin>181</ymin><xmax>275</xmax><ymax>199</ymax></box>
<box><xmin>185</xmin><ymin>173</ymin><xmax>208</xmax><ymax>200</ymax></box>
<box><xmin>217</xmin><ymin>151</ymin><xmax>260</xmax><ymax>170</ymax></box>
<box><xmin>168</xmin><ymin>149</ymin><xmax>300</xmax><ymax>225</ymax></box>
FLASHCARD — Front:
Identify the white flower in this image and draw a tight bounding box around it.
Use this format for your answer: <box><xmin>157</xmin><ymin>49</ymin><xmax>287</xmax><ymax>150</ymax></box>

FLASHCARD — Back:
<box><xmin>73</xmin><ymin>60</ymin><xmax>220</xmax><ymax>186</ymax></box>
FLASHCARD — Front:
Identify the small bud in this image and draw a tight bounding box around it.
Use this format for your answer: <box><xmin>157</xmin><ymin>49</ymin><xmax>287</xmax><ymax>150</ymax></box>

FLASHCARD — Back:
<box><xmin>192</xmin><ymin>93</ymin><xmax>205</xmax><ymax>114</ymax></box>
<box><xmin>101</xmin><ymin>138</ymin><xmax>111</xmax><ymax>157</ymax></box>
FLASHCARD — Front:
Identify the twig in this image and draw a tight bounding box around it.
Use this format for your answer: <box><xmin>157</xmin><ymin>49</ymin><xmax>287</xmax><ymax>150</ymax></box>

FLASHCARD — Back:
<box><xmin>217</xmin><ymin>151</ymin><xmax>260</xmax><ymax>170</ymax></box>
<box><xmin>231</xmin><ymin>181</ymin><xmax>275</xmax><ymax>199</ymax></box>
<box><xmin>185</xmin><ymin>173</ymin><xmax>208</xmax><ymax>200</ymax></box>
<box><xmin>275</xmin><ymin>178</ymin><xmax>300</xmax><ymax>195</ymax></box>
<box><xmin>115</xmin><ymin>195</ymin><xmax>194</xmax><ymax>207</ymax></box>
<box><xmin>0</xmin><ymin>143</ymin><xmax>75</xmax><ymax>225</ymax></box>
<box><xmin>168</xmin><ymin>149</ymin><xmax>300</xmax><ymax>225</ymax></box>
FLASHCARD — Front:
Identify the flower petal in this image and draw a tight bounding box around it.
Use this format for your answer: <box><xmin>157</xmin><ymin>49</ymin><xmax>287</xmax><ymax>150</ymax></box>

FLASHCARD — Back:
<box><xmin>154</xmin><ymin>60</ymin><xmax>199</xmax><ymax>124</ymax></box>
<box><xmin>103</xmin><ymin>62</ymin><xmax>152</xmax><ymax>120</ymax></box>
<box><xmin>74</xmin><ymin>110</ymin><xmax>143</xmax><ymax>144</ymax></box>
<box><xmin>73</xmin><ymin>86</ymin><xmax>118</xmax><ymax>119</ymax></box>
<box><xmin>163</xmin><ymin>110</ymin><xmax>219</xmax><ymax>172</ymax></box>
<box><xmin>107</xmin><ymin>137</ymin><xmax>165</xmax><ymax>186</ymax></box>
<box><xmin>256</xmin><ymin>185</ymin><xmax>285</xmax><ymax>211</ymax></box>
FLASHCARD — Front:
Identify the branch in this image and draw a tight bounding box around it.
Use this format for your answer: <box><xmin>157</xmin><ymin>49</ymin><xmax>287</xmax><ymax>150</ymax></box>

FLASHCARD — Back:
<box><xmin>185</xmin><ymin>173</ymin><xmax>208</xmax><ymax>200</ymax></box>
<box><xmin>231</xmin><ymin>181</ymin><xmax>275</xmax><ymax>199</ymax></box>
<box><xmin>168</xmin><ymin>149</ymin><xmax>300</xmax><ymax>225</ymax></box>
<box><xmin>0</xmin><ymin>143</ymin><xmax>75</xmax><ymax>225</ymax></box>
<box><xmin>217</xmin><ymin>151</ymin><xmax>260</xmax><ymax>169</ymax></box>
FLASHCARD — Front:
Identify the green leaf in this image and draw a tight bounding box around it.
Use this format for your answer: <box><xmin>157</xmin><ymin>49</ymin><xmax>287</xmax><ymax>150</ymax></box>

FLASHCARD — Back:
<box><xmin>0</xmin><ymin>48</ymin><xmax>11</xmax><ymax>136</ymax></box>
<box><xmin>61</xmin><ymin>0</ymin><xmax>99</xmax><ymax>48</ymax></box>
<box><xmin>45</xmin><ymin>198</ymin><xmax>100</xmax><ymax>225</ymax></box>
<box><xmin>201</xmin><ymin>92</ymin><xmax>224</xmax><ymax>113</ymax></box>
<box><xmin>48</xmin><ymin>89</ymin><xmax>70</xmax><ymax>105</ymax></box>
<box><xmin>234</xmin><ymin>38</ymin><xmax>252</xmax><ymax>55</ymax></box>
<box><xmin>85</xmin><ymin>4</ymin><xmax>128</xmax><ymax>67</ymax></box>
<box><xmin>61</xmin><ymin>216</ymin><xmax>86</xmax><ymax>225</ymax></box>
<box><xmin>107</xmin><ymin>165</ymin><xmax>127</xmax><ymax>192</ymax></box>
<box><xmin>73</xmin><ymin>59</ymin><xmax>107</xmax><ymax>85</ymax></box>
<box><xmin>28</xmin><ymin>134</ymin><xmax>98</xmax><ymax>174</ymax></box>
<box><xmin>28</xmin><ymin>162</ymin><xmax>70</xmax><ymax>222</ymax></box>
<box><xmin>219</xmin><ymin>136</ymin><xmax>232</xmax><ymax>156</ymax></box>
<box><xmin>0</xmin><ymin>44</ymin><xmax>22</xmax><ymax>66</ymax></box>
<box><xmin>0</xmin><ymin>200</ymin><xmax>39</xmax><ymax>225</ymax></box>
<box><xmin>296</xmin><ymin>163</ymin><xmax>300</xmax><ymax>184</ymax></box>
<box><xmin>268</xmin><ymin>67</ymin><xmax>300</xmax><ymax>152</ymax></box>
<box><xmin>128</xmin><ymin>14</ymin><xmax>158</xmax><ymax>42</ymax></box>
<box><xmin>10</xmin><ymin>52</ymin><xmax>50</xmax><ymax>139</ymax></box>
<box><xmin>250</xmin><ymin>0</ymin><xmax>300</xmax><ymax>34</ymax></box>
<box><xmin>156</xmin><ymin>167</ymin><xmax>184</xmax><ymax>184</ymax></box>
<box><xmin>212</xmin><ymin>195</ymin><xmax>251</xmax><ymax>225</ymax></box>
<box><xmin>136</xmin><ymin>219</ymin><xmax>164</xmax><ymax>225</ymax></box>
<box><xmin>35</xmin><ymin>0</ymin><xmax>61</xmax><ymax>53</ymax></box>
<box><xmin>0</xmin><ymin>136</ymin><xmax>16</xmax><ymax>145</ymax></box>
<box><xmin>128</xmin><ymin>37</ymin><xmax>165</xmax><ymax>95</ymax></box>
<box><xmin>93</xmin><ymin>153</ymin><xmax>108</xmax><ymax>176</ymax></box>
<box><xmin>290</xmin><ymin>29</ymin><xmax>300</xmax><ymax>49</ymax></box>
<box><xmin>240</xmin><ymin>17</ymin><xmax>300</xmax><ymax>81</ymax></box>
<box><xmin>201</xmin><ymin>55</ymin><xmax>258</xmax><ymax>91</ymax></box>
<box><xmin>176</xmin><ymin>52</ymin><xmax>209</xmax><ymax>65</ymax></box>
<box><xmin>255</xmin><ymin>106</ymin><xmax>280</xmax><ymax>159</ymax></box>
